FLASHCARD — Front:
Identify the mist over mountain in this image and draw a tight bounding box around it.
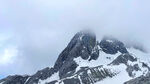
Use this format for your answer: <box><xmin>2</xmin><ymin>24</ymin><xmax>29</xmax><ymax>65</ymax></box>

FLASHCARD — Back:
<box><xmin>1</xmin><ymin>0</ymin><xmax>150</xmax><ymax>83</ymax></box>
<box><xmin>1</xmin><ymin>30</ymin><xmax>150</xmax><ymax>84</ymax></box>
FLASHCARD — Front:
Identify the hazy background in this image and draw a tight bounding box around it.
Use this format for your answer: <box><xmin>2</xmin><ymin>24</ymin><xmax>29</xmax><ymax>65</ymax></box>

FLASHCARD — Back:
<box><xmin>0</xmin><ymin>0</ymin><xmax>150</xmax><ymax>79</ymax></box>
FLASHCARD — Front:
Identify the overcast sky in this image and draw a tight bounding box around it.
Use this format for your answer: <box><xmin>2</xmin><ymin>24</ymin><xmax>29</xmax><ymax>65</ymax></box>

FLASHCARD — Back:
<box><xmin>0</xmin><ymin>0</ymin><xmax>150</xmax><ymax>79</ymax></box>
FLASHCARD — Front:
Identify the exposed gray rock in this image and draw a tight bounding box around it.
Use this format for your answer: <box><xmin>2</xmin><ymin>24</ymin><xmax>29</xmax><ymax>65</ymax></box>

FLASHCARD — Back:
<box><xmin>110</xmin><ymin>53</ymin><xmax>137</xmax><ymax>65</ymax></box>
<box><xmin>63</xmin><ymin>78</ymin><xmax>81</xmax><ymax>84</ymax></box>
<box><xmin>0</xmin><ymin>67</ymin><xmax>57</xmax><ymax>84</ymax></box>
<box><xmin>142</xmin><ymin>62</ymin><xmax>150</xmax><ymax>70</ymax></box>
<box><xmin>126</xmin><ymin>64</ymin><xmax>141</xmax><ymax>77</ymax></box>
<box><xmin>47</xmin><ymin>80</ymin><xmax>58</xmax><ymax>84</ymax></box>
<box><xmin>100</xmin><ymin>36</ymin><xmax>128</xmax><ymax>54</ymax></box>
<box><xmin>110</xmin><ymin>53</ymin><xmax>150</xmax><ymax>78</ymax></box>
<box><xmin>0</xmin><ymin>75</ymin><xmax>29</xmax><ymax>84</ymax></box>
<box><xmin>48</xmin><ymin>66</ymin><xmax>117</xmax><ymax>84</ymax></box>
<box><xmin>0</xmin><ymin>31</ymin><xmax>149</xmax><ymax>84</ymax></box>
<box><xmin>59</xmin><ymin>60</ymin><xmax>78</xmax><ymax>78</ymax></box>
<box><xmin>0</xmin><ymin>30</ymin><xmax>100</xmax><ymax>84</ymax></box>
<box><xmin>54</xmin><ymin>30</ymin><xmax>99</xmax><ymax>78</ymax></box>
<box><xmin>124</xmin><ymin>73</ymin><xmax>150</xmax><ymax>84</ymax></box>
<box><xmin>26</xmin><ymin>67</ymin><xmax>55</xmax><ymax>84</ymax></box>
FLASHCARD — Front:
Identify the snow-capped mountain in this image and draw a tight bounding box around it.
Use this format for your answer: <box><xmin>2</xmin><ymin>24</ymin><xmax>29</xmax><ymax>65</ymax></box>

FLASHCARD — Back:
<box><xmin>1</xmin><ymin>30</ymin><xmax>150</xmax><ymax>84</ymax></box>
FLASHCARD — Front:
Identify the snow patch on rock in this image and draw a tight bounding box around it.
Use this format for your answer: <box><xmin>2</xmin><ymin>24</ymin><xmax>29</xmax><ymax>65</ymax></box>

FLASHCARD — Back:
<box><xmin>38</xmin><ymin>72</ymin><xmax>59</xmax><ymax>84</ymax></box>
<box><xmin>74</xmin><ymin>51</ymin><xmax>121</xmax><ymax>70</ymax></box>
<box><xmin>96</xmin><ymin>64</ymin><xmax>132</xmax><ymax>84</ymax></box>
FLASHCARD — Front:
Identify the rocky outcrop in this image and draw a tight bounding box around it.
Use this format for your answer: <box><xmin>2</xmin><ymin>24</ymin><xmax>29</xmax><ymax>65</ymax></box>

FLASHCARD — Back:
<box><xmin>110</xmin><ymin>53</ymin><xmax>137</xmax><ymax>65</ymax></box>
<box><xmin>0</xmin><ymin>75</ymin><xmax>29</xmax><ymax>84</ymax></box>
<box><xmin>100</xmin><ymin>36</ymin><xmax>128</xmax><ymax>54</ymax></box>
<box><xmin>110</xmin><ymin>53</ymin><xmax>150</xmax><ymax>78</ymax></box>
<box><xmin>49</xmin><ymin>66</ymin><xmax>116</xmax><ymax>84</ymax></box>
<box><xmin>0</xmin><ymin>31</ymin><xmax>149</xmax><ymax>84</ymax></box>
<box><xmin>54</xmin><ymin>30</ymin><xmax>99</xmax><ymax>78</ymax></box>
<box><xmin>0</xmin><ymin>67</ymin><xmax>57</xmax><ymax>84</ymax></box>
<box><xmin>25</xmin><ymin>67</ymin><xmax>55</xmax><ymax>84</ymax></box>
<box><xmin>0</xmin><ymin>30</ymin><xmax>100</xmax><ymax>84</ymax></box>
<box><xmin>124</xmin><ymin>73</ymin><xmax>150</xmax><ymax>84</ymax></box>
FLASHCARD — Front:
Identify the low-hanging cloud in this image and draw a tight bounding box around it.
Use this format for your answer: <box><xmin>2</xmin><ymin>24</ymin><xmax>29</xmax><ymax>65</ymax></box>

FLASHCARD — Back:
<box><xmin>0</xmin><ymin>0</ymin><xmax>150</xmax><ymax>78</ymax></box>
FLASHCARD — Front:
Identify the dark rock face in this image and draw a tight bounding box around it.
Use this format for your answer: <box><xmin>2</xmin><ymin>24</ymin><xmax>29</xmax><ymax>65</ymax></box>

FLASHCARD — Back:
<box><xmin>48</xmin><ymin>66</ymin><xmax>117</xmax><ymax>84</ymax></box>
<box><xmin>47</xmin><ymin>81</ymin><xmax>58</xmax><ymax>84</ymax></box>
<box><xmin>0</xmin><ymin>75</ymin><xmax>29</xmax><ymax>84</ymax></box>
<box><xmin>0</xmin><ymin>67</ymin><xmax>57</xmax><ymax>84</ymax></box>
<box><xmin>126</xmin><ymin>62</ymin><xmax>150</xmax><ymax>78</ymax></box>
<box><xmin>110</xmin><ymin>53</ymin><xmax>150</xmax><ymax>78</ymax></box>
<box><xmin>110</xmin><ymin>53</ymin><xmax>141</xmax><ymax>77</ymax></box>
<box><xmin>100</xmin><ymin>36</ymin><xmax>128</xmax><ymax>54</ymax></box>
<box><xmin>59</xmin><ymin>60</ymin><xmax>78</xmax><ymax>78</ymax></box>
<box><xmin>1</xmin><ymin>31</ymin><xmax>149</xmax><ymax>84</ymax></box>
<box><xmin>126</xmin><ymin>64</ymin><xmax>141</xmax><ymax>77</ymax></box>
<box><xmin>26</xmin><ymin>67</ymin><xmax>55</xmax><ymax>84</ymax></box>
<box><xmin>142</xmin><ymin>62</ymin><xmax>150</xmax><ymax>70</ymax></box>
<box><xmin>110</xmin><ymin>53</ymin><xmax>137</xmax><ymax>65</ymax></box>
<box><xmin>124</xmin><ymin>73</ymin><xmax>150</xmax><ymax>84</ymax></box>
<box><xmin>0</xmin><ymin>31</ymin><xmax>100</xmax><ymax>84</ymax></box>
<box><xmin>82</xmin><ymin>66</ymin><xmax>116</xmax><ymax>83</ymax></box>
<box><xmin>54</xmin><ymin>30</ymin><xmax>99</xmax><ymax>78</ymax></box>
<box><xmin>63</xmin><ymin>78</ymin><xmax>81</xmax><ymax>84</ymax></box>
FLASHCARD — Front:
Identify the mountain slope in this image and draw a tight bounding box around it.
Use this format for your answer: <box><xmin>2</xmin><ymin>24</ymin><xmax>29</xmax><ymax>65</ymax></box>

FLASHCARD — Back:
<box><xmin>0</xmin><ymin>31</ymin><xmax>150</xmax><ymax>84</ymax></box>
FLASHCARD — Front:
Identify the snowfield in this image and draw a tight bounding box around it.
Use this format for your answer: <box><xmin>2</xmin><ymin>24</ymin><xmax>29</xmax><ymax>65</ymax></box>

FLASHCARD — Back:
<box><xmin>38</xmin><ymin>72</ymin><xmax>59</xmax><ymax>84</ymax></box>
<box><xmin>36</xmin><ymin>47</ymin><xmax>150</xmax><ymax>84</ymax></box>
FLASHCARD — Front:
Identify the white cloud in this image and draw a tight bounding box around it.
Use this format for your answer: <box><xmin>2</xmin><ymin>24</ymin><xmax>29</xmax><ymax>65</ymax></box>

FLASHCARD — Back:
<box><xmin>0</xmin><ymin>46</ymin><xmax>18</xmax><ymax>65</ymax></box>
<box><xmin>0</xmin><ymin>0</ymin><xmax>150</xmax><ymax>78</ymax></box>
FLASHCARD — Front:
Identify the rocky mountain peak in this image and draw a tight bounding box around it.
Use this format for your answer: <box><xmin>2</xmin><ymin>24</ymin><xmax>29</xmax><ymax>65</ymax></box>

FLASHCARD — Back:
<box><xmin>0</xmin><ymin>31</ymin><xmax>150</xmax><ymax>84</ymax></box>
<box><xmin>54</xmin><ymin>30</ymin><xmax>99</xmax><ymax>78</ymax></box>
<box><xmin>67</xmin><ymin>30</ymin><xmax>96</xmax><ymax>52</ymax></box>
<box><xmin>99</xmin><ymin>36</ymin><xmax>128</xmax><ymax>54</ymax></box>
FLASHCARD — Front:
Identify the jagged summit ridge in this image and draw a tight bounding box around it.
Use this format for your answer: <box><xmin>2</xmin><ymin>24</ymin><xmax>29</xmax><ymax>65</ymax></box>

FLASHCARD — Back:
<box><xmin>0</xmin><ymin>31</ymin><xmax>149</xmax><ymax>84</ymax></box>
<box><xmin>54</xmin><ymin>30</ymin><xmax>99</xmax><ymax>78</ymax></box>
<box><xmin>100</xmin><ymin>36</ymin><xmax>128</xmax><ymax>54</ymax></box>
